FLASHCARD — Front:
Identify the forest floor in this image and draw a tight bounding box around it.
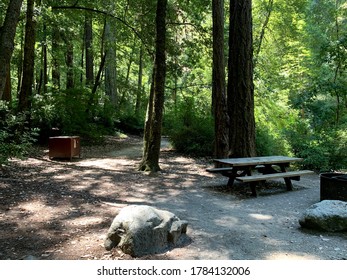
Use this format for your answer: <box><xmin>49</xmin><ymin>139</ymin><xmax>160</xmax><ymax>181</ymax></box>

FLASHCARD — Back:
<box><xmin>0</xmin><ymin>135</ymin><xmax>346</xmax><ymax>260</ymax></box>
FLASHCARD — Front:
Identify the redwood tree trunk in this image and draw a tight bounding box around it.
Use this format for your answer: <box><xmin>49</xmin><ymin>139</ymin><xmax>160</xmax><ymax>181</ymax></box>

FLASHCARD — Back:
<box><xmin>212</xmin><ymin>0</ymin><xmax>229</xmax><ymax>159</ymax></box>
<box><xmin>85</xmin><ymin>14</ymin><xmax>94</xmax><ymax>86</ymax></box>
<box><xmin>138</xmin><ymin>0</ymin><xmax>167</xmax><ymax>172</ymax></box>
<box><xmin>52</xmin><ymin>26</ymin><xmax>61</xmax><ymax>90</ymax></box>
<box><xmin>18</xmin><ymin>0</ymin><xmax>36</xmax><ymax>112</ymax></box>
<box><xmin>3</xmin><ymin>64</ymin><xmax>12</xmax><ymax>102</ymax></box>
<box><xmin>0</xmin><ymin>0</ymin><xmax>23</xmax><ymax>100</ymax></box>
<box><xmin>227</xmin><ymin>0</ymin><xmax>256</xmax><ymax>157</ymax></box>
<box><xmin>65</xmin><ymin>40</ymin><xmax>74</xmax><ymax>89</ymax></box>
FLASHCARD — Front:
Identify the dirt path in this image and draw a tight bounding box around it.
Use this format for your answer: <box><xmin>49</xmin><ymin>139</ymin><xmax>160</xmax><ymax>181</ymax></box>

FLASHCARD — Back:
<box><xmin>0</xmin><ymin>136</ymin><xmax>346</xmax><ymax>260</ymax></box>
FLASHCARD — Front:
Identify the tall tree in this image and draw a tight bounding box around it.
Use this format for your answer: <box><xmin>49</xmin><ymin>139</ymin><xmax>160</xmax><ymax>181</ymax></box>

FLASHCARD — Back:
<box><xmin>64</xmin><ymin>38</ymin><xmax>74</xmax><ymax>89</ymax></box>
<box><xmin>104</xmin><ymin>18</ymin><xmax>118</xmax><ymax>106</ymax></box>
<box><xmin>212</xmin><ymin>0</ymin><xmax>229</xmax><ymax>159</ymax></box>
<box><xmin>18</xmin><ymin>0</ymin><xmax>36</xmax><ymax>112</ymax></box>
<box><xmin>85</xmin><ymin>13</ymin><xmax>94</xmax><ymax>86</ymax></box>
<box><xmin>51</xmin><ymin>25</ymin><xmax>61</xmax><ymax>90</ymax></box>
<box><xmin>0</xmin><ymin>0</ymin><xmax>23</xmax><ymax>100</ymax></box>
<box><xmin>227</xmin><ymin>0</ymin><xmax>256</xmax><ymax>157</ymax></box>
<box><xmin>138</xmin><ymin>0</ymin><xmax>167</xmax><ymax>172</ymax></box>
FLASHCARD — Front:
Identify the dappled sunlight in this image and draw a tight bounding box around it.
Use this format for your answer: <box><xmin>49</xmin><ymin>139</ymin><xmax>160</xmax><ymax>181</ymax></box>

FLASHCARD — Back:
<box><xmin>14</xmin><ymin>199</ymin><xmax>61</xmax><ymax>223</ymax></box>
<box><xmin>249</xmin><ymin>213</ymin><xmax>273</xmax><ymax>220</ymax></box>
<box><xmin>265</xmin><ymin>252</ymin><xmax>320</xmax><ymax>260</ymax></box>
<box><xmin>2</xmin><ymin>136</ymin><xmax>345</xmax><ymax>260</ymax></box>
<box><xmin>213</xmin><ymin>216</ymin><xmax>239</xmax><ymax>227</ymax></box>
<box><xmin>77</xmin><ymin>158</ymin><xmax>138</xmax><ymax>170</ymax></box>
<box><xmin>66</xmin><ymin>215</ymin><xmax>105</xmax><ymax>227</ymax></box>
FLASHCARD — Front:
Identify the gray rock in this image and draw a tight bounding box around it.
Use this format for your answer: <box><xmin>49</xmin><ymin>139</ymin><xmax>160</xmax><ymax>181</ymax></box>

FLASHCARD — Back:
<box><xmin>299</xmin><ymin>200</ymin><xmax>347</xmax><ymax>232</ymax></box>
<box><xmin>104</xmin><ymin>205</ymin><xmax>188</xmax><ymax>257</ymax></box>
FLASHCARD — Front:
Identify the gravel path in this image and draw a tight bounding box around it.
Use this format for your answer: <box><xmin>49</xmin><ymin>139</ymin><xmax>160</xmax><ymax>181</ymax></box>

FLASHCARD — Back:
<box><xmin>0</xmin><ymin>136</ymin><xmax>346</xmax><ymax>260</ymax></box>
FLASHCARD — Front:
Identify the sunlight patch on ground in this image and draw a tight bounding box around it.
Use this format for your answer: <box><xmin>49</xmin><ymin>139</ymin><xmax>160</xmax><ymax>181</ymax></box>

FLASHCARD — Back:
<box><xmin>265</xmin><ymin>252</ymin><xmax>320</xmax><ymax>260</ymax></box>
<box><xmin>249</xmin><ymin>213</ymin><xmax>273</xmax><ymax>220</ymax></box>
<box><xmin>172</xmin><ymin>156</ymin><xmax>195</xmax><ymax>163</ymax></box>
<box><xmin>76</xmin><ymin>159</ymin><xmax>135</xmax><ymax>169</ymax></box>
<box><xmin>213</xmin><ymin>217</ymin><xmax>239</xmax><ymax>227</ymax></box>
<box><xmin>67</xmin><ymin>216</ymin><xmax>104</xmax><ymax>227</ymax></box>
<box><xmin>16</xmin><ymin>200</ymin><xmax>60</xmax><ymax>222</ymax></box>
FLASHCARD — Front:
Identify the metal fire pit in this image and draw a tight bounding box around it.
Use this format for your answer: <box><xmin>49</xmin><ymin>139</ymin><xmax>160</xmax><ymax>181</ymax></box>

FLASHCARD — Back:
<box><xmin>320</xmin><ymin>172</ymin><xmax>347</xmax><ymax>202</ymax></box>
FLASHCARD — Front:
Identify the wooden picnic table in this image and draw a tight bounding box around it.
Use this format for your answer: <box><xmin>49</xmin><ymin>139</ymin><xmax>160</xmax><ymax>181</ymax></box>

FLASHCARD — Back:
<box><xmin>207</xmin><ymin>156</ymin><xmax>314</xmax><ymax>196</ymax></box>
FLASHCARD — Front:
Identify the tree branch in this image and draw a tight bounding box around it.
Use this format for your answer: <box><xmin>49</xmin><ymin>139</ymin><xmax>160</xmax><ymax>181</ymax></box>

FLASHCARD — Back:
<box><xmin>51</xmin><ymin>5</ymin><xmax>154</xmax><ymax>57</ymax></box>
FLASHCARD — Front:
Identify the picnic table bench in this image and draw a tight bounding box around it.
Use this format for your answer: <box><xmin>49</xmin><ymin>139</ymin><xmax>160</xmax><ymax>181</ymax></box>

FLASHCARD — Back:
<box><xmin>207</xmin><ymin>156</ymin><xmax>314</xmax><ymax>197</ymax></box>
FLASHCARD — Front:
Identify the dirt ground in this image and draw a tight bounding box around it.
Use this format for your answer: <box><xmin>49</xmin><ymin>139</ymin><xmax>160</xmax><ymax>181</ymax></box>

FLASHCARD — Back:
<box><xmin>0</xmin><ymin>135</ymin><xmax>346</xmax><ymax>260</ymax></box>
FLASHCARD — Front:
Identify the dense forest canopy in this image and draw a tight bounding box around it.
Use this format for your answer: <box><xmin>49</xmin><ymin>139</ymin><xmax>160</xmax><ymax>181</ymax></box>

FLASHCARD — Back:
<box><xmin>0</xmin><ymin>0</ymin><xmax>346</xmax><ymax>171</ymax></box>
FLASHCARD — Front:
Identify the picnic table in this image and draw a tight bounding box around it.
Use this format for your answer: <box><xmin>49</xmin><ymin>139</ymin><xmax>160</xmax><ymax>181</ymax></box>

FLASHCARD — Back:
<box><xmin>207</xmin><ymin>156</ymin><xmax>314</xmax><ymax>196</ymax></box>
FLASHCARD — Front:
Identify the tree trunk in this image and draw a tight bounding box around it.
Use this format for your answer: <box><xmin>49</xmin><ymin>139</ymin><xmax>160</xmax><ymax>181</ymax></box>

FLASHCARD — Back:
<box><xmin>135</xmin><ymin>44</ymin><xmax>144</xmax><ymax>117</ymax></box>
<box><xmin>38</xmin><ymin>22</ymin><xmax>48</xmax><ymax>95</ymax></box>
<box><xmin>18</xmin><ymin>0</ymin><xmax>36</xmax><ymax>112</ymax></box>
<box><xmin>104</xmin><ymin>19</ymin><xmax>118</xmax><ymax>106</ymax></box>
<box><xmin>16</xmin><ymin>21</ymin><xmax>24</xmax><ymax>95</ymax></box>
<box><xmin>52</xmin><ymin>26</ymin><xmax>61</xmax><ymax>90</ymax></box>
<box><xmin>37</xmin><ymin>23</ymin><xmax>48</xmax><ymax>96</ymax></box>
<box><xmin>227</xmin><ymin>0</ymin><xmax>256</xmax><ymax>157</ymax></box>
<box><xmin>65</xmin><ymin>40</ymin><xmax>74</xmax><ymax>89</ymax></box>
<box><xmin>212</xmin><ymin>0</ymin><xmax>229</xmax><ymax>159</ymax></box>
<box><xmin>0</xmin><ymin>0</ymin><xmax>23</xmax><ymax>100</ymax></box>
<box><xmin>3</xmin><ymin>63</ymin><xmax>12</xmax><ymax>102</ymax></box>
<box><xmin>138</xmin><ymin>0</ymin><xmax>167</xmax><ymax>172</ymax></box>
<box><xmin>85</xmin><ymin>14</ymin><xmax>94</xmax><ymax>86</ymax></box>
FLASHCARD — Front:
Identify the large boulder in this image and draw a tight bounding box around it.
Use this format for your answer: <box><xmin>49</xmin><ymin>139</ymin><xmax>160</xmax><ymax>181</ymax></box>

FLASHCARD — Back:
<box><xmin>104</xmin><ymin>205</ymin><xmax>188</xmax><ymax>257</ymax></box>
<box><xmin>299</xmin><ymin>200</ymin><xmax>347</xmax><ymax>232</ymax></box>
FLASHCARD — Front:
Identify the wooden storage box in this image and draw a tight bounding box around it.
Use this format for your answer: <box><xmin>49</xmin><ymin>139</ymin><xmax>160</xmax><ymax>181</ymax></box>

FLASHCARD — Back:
<box><xmin>49</xmin><ymin>136</ymin><xmax>80</xmax><ymax>160</ymax></box>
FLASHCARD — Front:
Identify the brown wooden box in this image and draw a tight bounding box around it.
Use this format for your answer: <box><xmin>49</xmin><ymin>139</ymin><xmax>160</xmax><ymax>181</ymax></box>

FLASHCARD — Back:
<box><xmin>49</xmin><ymin>136</ymin><xmax>80</xmax><ymax>160</ymax></box>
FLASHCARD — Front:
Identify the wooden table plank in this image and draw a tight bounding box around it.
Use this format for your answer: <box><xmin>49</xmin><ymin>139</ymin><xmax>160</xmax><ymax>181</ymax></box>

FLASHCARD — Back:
<box><xmin>213</xmin><ymin>156</ymin><xmax>303</xmax><ymax>167</ymax></box>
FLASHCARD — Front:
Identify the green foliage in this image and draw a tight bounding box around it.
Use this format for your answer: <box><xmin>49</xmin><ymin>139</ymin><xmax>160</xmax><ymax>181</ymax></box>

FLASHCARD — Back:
<box><xmin>285</xmin><ymin>120</ymin><xmax>347</xmax><ymax>172</ymax></box>
<box><xmin>1</xmin><ymin>0</ymin><xmax>347</xmax><ymax>172</ymax></box>
<box><xmin>255</xmin><ymin>125</ymin><xmax>289</xmax><ymax>157</ymax></box>
<box><xmin>254</xmin><ymin>92</ymin><xmax>293</xmax><ymax>157</ymax></box>
<box><xmin>116</xmin><ymin>113</ymin><xmax>144</xmax><ymax>135</ymax></box>
<box><xmin>0</xmin><ymin>102</ymin><xmax>38</xmax><ymax>165</ymax></box>
<box><xmin>30</xmin><ymin>88</ymin><xmax>117</xmax><ymax>143</ymax></box>
<box><xmin>165</xmin><ymin>97</ymin><xmax>214</xmax><ymax>156</ymax></box>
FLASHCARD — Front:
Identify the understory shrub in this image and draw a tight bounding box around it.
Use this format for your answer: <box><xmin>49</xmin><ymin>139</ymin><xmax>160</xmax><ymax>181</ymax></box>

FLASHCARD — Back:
<box><xmin>0</xmin><ymin>101</ymin><xmax>38</xmax><ymax>165</ymax></box>
<box><xmin>255</xmin><ymin>124</ymin><xmax>291</xmax><ymax>156</ymax></box>
<box><xmin>285</xmin><ymin>120</ymin><xmax>347</xmax><ymax>171</ymax></box>
<box><xmin>116</xmin><ymin>113</ymin><xmax>144</xmax><ymax>135</ymax></box>
<box><xmin>31</xmin><ymin>88</ymin><xmax>117</xmax><ymax>143</ymax></box>
<box><xmin>166</xmin><ymin>113</ymin><xmax>214</xmax><ymax>156</ymax></box>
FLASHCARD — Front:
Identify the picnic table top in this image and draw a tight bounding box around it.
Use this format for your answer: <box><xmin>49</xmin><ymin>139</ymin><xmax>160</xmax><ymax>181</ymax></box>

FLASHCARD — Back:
<box><xmin>213</xmin><ymin>156</ymin><xmax>303</xmax><ymax>167</ymax></box>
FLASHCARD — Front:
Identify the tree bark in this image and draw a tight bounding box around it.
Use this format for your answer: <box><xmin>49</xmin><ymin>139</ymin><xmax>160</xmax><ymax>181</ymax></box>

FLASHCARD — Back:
<box><xmin>18</xmin><ymin>0</ymin><xmax>36</xmax><ymax>112</ymax></box>
<box><xmin>104</xmin><ymin>19</ymin><xmax>118</xmax><ymax>106</ymax></box>
<box><xmin>52</xmin><ymin>26</ymin><xmax>61</xmax><ymax>90</ymax></box>
<box><xmin>0</xmin><ymin>0</ymin><xmax>23</xmax><ymax>100</ymax></box>
<box><xmin>3</xmin><ymin>63</ymin><xmax>12</xmax><ymax>102</ymax></box>
<box><xmin>135</xmin><ymin>45</ymin><xmax>144</xmax><ymax>117</ymax></box>
<box><xmin>138</xmin><ymin>0</ymin><xmax>167</xmax><ymax>172</ymax></box>
<box><xmin>85</xmin><ymin>14</ymin><xmax>94</xmax><ymax>86</ymax></box>
<box><xmin>65</xmin><ymin>40</ymin><xmax>74</xmax><ymax>89</ymax></box>
<box><xmin>212</xmin><ymin>0</ymin><xmax>229</xmax><ymax>159</ymax></box>
<box><xmin>227</xmin><ymin>0</ymin><xmax>256</xmax><ymax>157</ymax></box>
